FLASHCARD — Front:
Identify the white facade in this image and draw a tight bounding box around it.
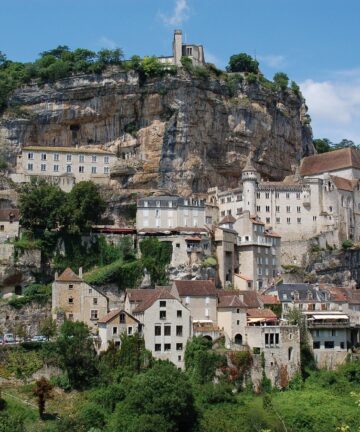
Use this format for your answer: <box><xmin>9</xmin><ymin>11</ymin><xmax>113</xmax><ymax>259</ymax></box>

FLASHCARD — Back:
<box><xmin>12</xmin><ymin>146</ymin><xmax>117</xmax><ymax>191</ymax></box>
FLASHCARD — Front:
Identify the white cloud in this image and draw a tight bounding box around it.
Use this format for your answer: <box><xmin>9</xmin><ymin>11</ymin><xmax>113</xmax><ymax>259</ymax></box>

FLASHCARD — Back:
<box><xmin>300</xmin><ymin>73</ymin><xmax>360</xmax><ymax>142</ymax></box>
<box><xmin>98</xmin><ymin>36</ymin><xmax>117</xmax><ymax>49</ymax></box>
<box><xmin>258</xmin><ymin>54</ymin><xmax>286</xmax><ymax>69</ymax></box>
<box><xmin>160</xmin><ymin>0</ymin><xmax>189</xmax><ymax>26</ymax></box>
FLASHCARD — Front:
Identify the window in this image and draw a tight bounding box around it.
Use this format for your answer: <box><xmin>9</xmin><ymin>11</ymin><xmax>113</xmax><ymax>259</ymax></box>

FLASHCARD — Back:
<box><xmin>286</xmin><ymin>193</ymin><xmax>290</xmax><ymax>199</ymax></box>
<box><xmin>237</xmin><ymin>320</ymin><xmax>240</xmax><ymax>325</ymax></box>
<box><xmin>112</xmin><ymin>327</ymin><xmax>118</xmax><ymax>335</ymax></box>
<box><xmin>128</xmin><ymin>326</ymin><xmax>132</xmax><ymax>335</ymax></box>
<box><xmin>275</xmin><ymin>192</ymin><xmax>279</xmax><ymax>198</ymax></box>
<box><xmin>266</xmin><ymin>217</ymin><xmax>270</xmax><ymax>224</ymax></box>
<box><xmin>69</xmin><ymin>284</ymin><xmax>73</xmax><ymax>290</ymax></box>
<box><xmin>276</xmin><ymin>217</ymin><xmax>280</xmax><ymax>223</ymax></box>
<box><xmin>176</xmin><ymin>343</ymin><xmax>183</xmax><ymax>351</ymax></box>
<box><xmin>256</xmin><ymin>206</ymin><xmax>261</xmax><ymax>212</ymax></box>
<box><xmin>287</xmin><ymin>217</ymin><xmax>291</xmax><ymax>224</ymax></box>
<box><xmin>164</xmin><ymin>325</ymin><xmax>171</xmax><ymax>336</ymax></box>
<box><xmin>164</xmin><ymin>343</ymin><xmax>171</xmax><ymax>351</ymax></box>
<box><xmin>90</xmin><ymin>310</ymin><xmax>98</xmax><ymax>320</ymax></box>
<box><xmin>160</xmin><ymin>300</ymin><xmax>166</xmax><ymax>307</ymax></box>
<box><xmin>297</xmin><ymin>206</ymin><xmax>301</xmax><ymax>213</ymax></box>
<box><xmin>104</xmin><ymin>156</ymin><xmax>109</xmax><ymax>164</ymax></box>
<box><xmin>313</xmin><ymin>342</ymin><xmax>321</xmax><ymax>349</ymax></box>
<box><xmin>220</xmin><ymin>211</ymin><xmax>225</xmax><ymax>217</ymax></box>
<box><xmin>93</xmin><ymin>298</ymin><xmax>98</xmax><ymax>305</ymax></box>
<box><xmin>79</xmin><ymin>166</ymin><xmax>84</xmax><ymax>173</ymax></box>
<box><xmin>227</xmin><ymin>196</ymin><xmax>231</xmax><ymax>203</ymax></box>
<box><xmin>186</xmin><ymin>47</ymin><xmax>192</xmax><ymax>56</ymax></box>
<box><xmin>0</xmin><ymin>226</ymin><xmax>3</xmax><ymax>231</ymax></box>
<box><xmin>297</xmin><ymin>218</ymin><xmax>301</xmax><ymax>224</ymax></box>
<box><xmin>54</xmin><ymin>153</ymin><xmax>59</xmax><ymax>161</ymax></box>
<box><xmin>160</xmin><ymin>310</ymin><xmax>166</xmax><ymax>320</ymax></box>
<box><xmin>28</xmin><ymin>152</ymin><xmax>33</xmax><ymax>160</ymax></box>
<box><xmin>265</xmin><ymin>192</ymin><xmax>270</xmax><ymax>199</ymax></box>
<box><xmin>324</xmin><ymin>341</ymin><xmax>334</xmax><ymax>349</ymax></box>
<box><xmin>176</xmin><ymin>325</ymin><xmax>183</xmax><ymax>336</ymax></box>
<box><xmin>68</xmin><ymin>313</ymin><xmax>74</xmax><ymax>321</ymax></box>
<box><xmin>92</xmin><ymin>155</ymin><xmax>97</xmax><ymax>163</ymax></box>
<box><xmin>221</xmin><ymin>198</ymin><xmax>225</xmax><ymax>204</ymax></box>
<box><xmin>155</xmin><ymin>344</ymin><xmax>161</xmax><ymax>352</ymax></box>
<box><xmin>91</xmin><ymin>167</ymin><xmax>97</xmax><ymax>174</ymax></box>
<box><xmin>104</xmin><ymin>167</ymin><xmax>109</xmax><ymax>174</ymax></box>
<box><xmin>88</xmin><ymin>288</ymin><xmax>92</xmax><ymax>294</ymax></box>
<box><xmin>313</xmin><ymin>216</ymin><xmax>317</xmax><ymax>221</ymax></box>
<box><xmin>296</xmin><ymin>192</ymin><xmax>301</xmax><ymax>199</ymax></box>
<box><xmin>119</xmin><ymin>313</ymin><xmax>125</xmax><ymax>323</ymax></box>
<box><xmin>236</xmin><ymin>194</ymin><xmax>242</xmax><ymax>201</ymax></box>
<box><xmin>27</xmin><ymin>163</ymin><xmax>33</xmax><ymax>171</ymax></box>
<box><xmin>53</xmin><ymin>165</ymin><xmax>59</xmax><ymax>172</ymax></box>
<box><xmin>66</xmin><ymin>154</ymin><xmax>72</xmax><ymax>162</ymax></box>
<box><xmin>227</xmin><ymin>210</ymin><xmax>231</xmax><ymax>215</ymax></box>
<box><xmin>79</xmin><ymin>154</ymin><xmax>84</xmax><ymax>163</ymax></box>
<box><xmin>66</xmin><ymin>165</ymin><xmax>71</xmax><ymax>173</ymax></box>
<box><xmin>286</xmin><ymin>206</ymin><xmax>291</xmax><ymax>213</ymax></box>
<box><xmin>329</xmin><ymin>206</ymin><xmax>333</xmax><ymax>212</ymax></box>
<box><xmin>41</xmin><ymin>164</ymin><xmax>46</xmax><ymax>171</ymax></box>
<box><xmin>331</xmin><ymin>329</ymin><xmax>336</xmax><ymax>336</ymax></box>
<box><xmin>177</xmin><ymin>310</ymin><xmax>182</xmax><ymax>318</ymax></box>
<box><xmin>68</xmin><ymin>297</ymin><xmax>73</xmax><ymax>304</ymax></box>
<box><xmin>340</xmin><ymin>342</ymin><xmax>345</xmax><ymax>349</ymax></box>
<box><xmin>155</xmin><ymin>325</ymin><xmax>161</xmax><ymax>336</ymax></box>
<box><xmin>276</xmin><ymin>206</ymin><xmax>280</xmax><ymax>212</ymax></box>
<box><xmin>41</xmin><ymin>153</ymin><xmax>46</xmax><ymax>161</ymax></box>
<box><xmin>266</xmin><ymin>206</ymin><xmax>270</xmax><ymax>212</ymax></box>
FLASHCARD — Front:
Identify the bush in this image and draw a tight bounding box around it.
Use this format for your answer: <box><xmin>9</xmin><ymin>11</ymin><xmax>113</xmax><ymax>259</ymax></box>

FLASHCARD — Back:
<box><xmin>342</xmin><ymin>239</ymin><xmax>354</xmax><ymax>250</ymax></box>
<box><xmin>273</xmin><ymin>72</ymin><xmax>289</xmax><ymax>91</ymax></box>
<box><xmin>227</xmin><ymin>53</ymin><xmax>259</xmax><ymax>73</ymax></box>
<box><xmin>202</xmin><ymin>256</ymin><xmax>217</xmax><ymax>268</ymax></box>
<box><xmin>246</xmin><ymin>72</ymin><xmax>258</xmax><ymax>84</ymax></box>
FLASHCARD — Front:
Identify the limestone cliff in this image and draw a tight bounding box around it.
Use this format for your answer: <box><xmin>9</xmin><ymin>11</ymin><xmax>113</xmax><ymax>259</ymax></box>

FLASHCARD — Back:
<box><xmin>0</xmin><ymin>67</ymin><xmax>314</xmax><ymax>196</ymax></box>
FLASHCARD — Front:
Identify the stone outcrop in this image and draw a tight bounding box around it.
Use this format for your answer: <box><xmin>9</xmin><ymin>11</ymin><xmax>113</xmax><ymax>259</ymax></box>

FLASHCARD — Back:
<box><xmin>0</xmin><ymin>68</ymin><xmax>314</xmax><ymax>196</ymax></box>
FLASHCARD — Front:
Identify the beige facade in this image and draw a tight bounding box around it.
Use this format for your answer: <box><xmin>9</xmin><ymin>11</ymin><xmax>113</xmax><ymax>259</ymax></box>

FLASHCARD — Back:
<box><xmin>214</xmin><ymin>226</ymin><xmax>237</xmax><ymax>287</ymax></box>
<box><xmin>97</xmin><ymin>309</ymin><xmax>141</xmax><ymax>352</ymax></box>
<box><xmin>0</xmin><ymin>209</ymin><xmax>19</xmax><ymax>241</ymax></box>
<box><xmin>136</xmin><ymin>196</ymin><xmax>205</xmax><ymax>230</ymax></box>
<box><xmin>158</xmin><ymin>29</ymin><xmax>205</xmax><ymax>66</ymax></box>
<box><xmin>52</xmin><ymin>267</ymin><xmax>108</xmax><ymax>331</ymax></box>
<box><xmin>12</xmin><ymin>146</ymin><xmax>117</xmax><ymax>191</ymax></box>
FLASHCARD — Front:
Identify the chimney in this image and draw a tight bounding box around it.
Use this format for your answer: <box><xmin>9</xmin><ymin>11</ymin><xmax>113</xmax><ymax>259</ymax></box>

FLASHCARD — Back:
<box><xmin>55</xmin><ymin>271</ymin><xmax>59</xmax><ymax>280</ymax></box>
<box><xmin>79</xmin><ymin>267</ymin><xmax>83</xmax><ymax>279</ymax></box>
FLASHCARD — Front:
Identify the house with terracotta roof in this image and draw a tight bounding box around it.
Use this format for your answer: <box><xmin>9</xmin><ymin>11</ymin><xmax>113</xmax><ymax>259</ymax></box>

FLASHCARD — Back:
<box><xmin>97</xmin><ymin>309</ymin><xmax>142</xmax><ymax>351</ymax></box>
<box><xmin>52</xmin><ymin>267</ymin><xmax>108</xmax><ymax>330</ymax></box>
<box><xmin>124</xmin><ymin>287</ymin><xmax>191</xmax><ymax>368</ymax></box>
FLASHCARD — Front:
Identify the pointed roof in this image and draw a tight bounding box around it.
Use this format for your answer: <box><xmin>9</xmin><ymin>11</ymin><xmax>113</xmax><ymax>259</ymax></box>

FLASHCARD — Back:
<box><xmin>173</xmin><ymin>280</ymin><xmax>218</xmax><ymax>297</ymax></box>
<box><xmin>219</xmin><ymin>214</ymin><xmax>236</xmax><ymax>225</ymax></box>
<box><xmin>57</xmin><ymin>267</ymin><xmax>82</xmax><ymax>282</ymax></box>
<box><xmin>98</xmin><ymin>309</ymin><xmax>140</xmax><ymax>324</ymax></box>
<box><xmin>243</xmin><ymin>152</ymin><xmax>257</xmax><ymax>172</ymax></box>
<box><xmin>330</xmin><ymin>175</ymin><xmax>357</xmax><ymax>192</ymax></box>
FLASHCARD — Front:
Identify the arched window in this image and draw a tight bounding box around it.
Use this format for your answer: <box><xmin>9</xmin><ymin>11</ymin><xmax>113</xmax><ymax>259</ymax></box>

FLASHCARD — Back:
<box><xmin>288</xmin><ymin>347</ymin><xmax>293</xmax><ymax>361</ymax></box>
<box><xmin>234</xmin><ymin>334</ymin><xmax>243</xmax><ymax>345</ymax></box>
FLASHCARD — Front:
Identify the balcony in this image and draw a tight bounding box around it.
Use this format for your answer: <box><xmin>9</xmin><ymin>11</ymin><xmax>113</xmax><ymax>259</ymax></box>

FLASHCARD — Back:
<box><xmin>307</xmin><ymin>321</ymin><xmax>350</xmax><ymax>328</ymax></box>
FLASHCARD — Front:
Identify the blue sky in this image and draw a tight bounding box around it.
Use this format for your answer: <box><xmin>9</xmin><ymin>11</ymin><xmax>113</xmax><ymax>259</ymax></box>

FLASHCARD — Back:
<box><xmin>1</xmin><ymin>0</ymin><xmax>360</xmax><ymax>143</ymax></box>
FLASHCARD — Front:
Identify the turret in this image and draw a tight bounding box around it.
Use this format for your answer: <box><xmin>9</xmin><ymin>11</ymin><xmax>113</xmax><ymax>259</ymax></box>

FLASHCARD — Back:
<box><xmin>242</xmin><ymin>152</ymin><xmax>259</xmax><ymax>215</ymax></box>
<box><xmin>173</xmin><ymin>29</ymin><xmax>183</xmax><ymax>65</ymax></box>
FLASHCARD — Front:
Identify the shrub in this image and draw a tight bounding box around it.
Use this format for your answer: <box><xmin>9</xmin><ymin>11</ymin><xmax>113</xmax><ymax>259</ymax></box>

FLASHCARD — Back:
<box><xmin>202</xmin><ymin>256</ymin><xmax>217</xmax><ymax>268</ymax></box>
<box><xmin>227</xmin><ymin>53</ymin><xmax>259</xmax><ymax>73</ymax></box>
<box><xmin>181</xmin><ymin>56</ymin><xmax>193</xmax><ymax>72</ymax></box>
<box><xmin>273</xmin><ymin>72</ymin><xmax>289</xmax><ymax>91</ymax></box>
<box><xmin>342</xmin><ymin>240</ymin><xmax>354</xmax><ymax>250</ymax></box>
<box><xmin>291</xmin><ymin>80</ymin><xmax>301</xmax><ymax>96</ymax></box>
<box><xmin>193</xmin><ymin>66</ymin><xmax>210</xmax><ymax>80</ymax></box>
<box><xmin>246</xmin><ymin>72</ymin><xmax>258</xmax><ymax>84</ymax></box>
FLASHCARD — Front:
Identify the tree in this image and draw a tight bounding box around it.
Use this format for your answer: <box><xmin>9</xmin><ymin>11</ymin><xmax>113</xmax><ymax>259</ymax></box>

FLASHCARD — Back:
<box><xmin>117</xmin><ymin>333</ymin><xmax>152</xmax><ymax>373</ymax></box>
<box><xmin>290</xmin><ymin>80</ymin><xmax>301</xmax><ymax>96</ymax></box>
<box><xmin>313</xmin><ymin>138</ymin><xmax>333</xmax><ymax>154</ymax></box>
<box><xmin>227</xmin><ymin>53</ymin><xmax>259</xmax><ymax>73</ymax></box>
<box><xmin>39</xmin><ymin>316</ymin><xmax>57</xmax><ymax>340</ymax></box>
<box><xmin>141</xmin><ymin>56</ymin><xmax>163</xmax><ymax>77</ymax></box>
<box><xmin>273</xmin><ymin>72</ymin><xmax>289</xmax><ymax>91</ymax></box>
<box><xmin>108</xmin><ymin>362</ymin><xmax>197</xmax><ymax>432</ymax></box>
<box><xmin>0</xmin><ymin>52</ymin><xmax>7</xmax><ymax>68</ymax></box>
<box><xmin>33</xmin><ymin>377</ymin><xmax>53</xmax><ymax>418</ymax></box>
<box><xmin>55</xmin><ymin>321</ymin><xmax>98</xmax><ymax>389</ymax></box>
<box><xmin>97</xmin><ymin>48</ymin><xmax>123</xmax><ymax>64</ymax></box>
<box><xmin>18</xmin><ymin>179</ymin><xmax>66</xmax><ymax>231</ymax></box>
<box><xmin>66</xmin><ymin>181</ymin><xmax>106</xmax><ymax>233</ymax></box>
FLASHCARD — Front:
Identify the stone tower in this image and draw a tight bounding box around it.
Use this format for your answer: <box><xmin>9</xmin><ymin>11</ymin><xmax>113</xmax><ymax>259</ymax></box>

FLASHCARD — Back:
<box><xmin>173</xmin><ymin>29</ymin><xmax>183</xmax><ymax>65</ymax></box>
<box><xmin>242</xmin><ymin>152</ymin><xmax>259</xmax><ymax>215</ymax></box>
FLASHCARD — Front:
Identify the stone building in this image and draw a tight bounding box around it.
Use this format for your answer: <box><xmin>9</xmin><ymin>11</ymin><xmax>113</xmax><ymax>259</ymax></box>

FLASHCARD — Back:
<box><xmin>0</xmin><ymin>208</ymin><xmax>19</xmax><ymax>241</ymax></box>
<box><xmin>97</xmin><ymin>309</ymin><xmax>142</xmax><ymax>352</ymax></box>
<box><xmin>12</xmin><ymin>146</ymin><xmax>117</xmax><ymax>191</ymax></box>
<box><xmin>52</xmin><ymin>267</ymin><xmax>108</xmax><ymax>330</ymax></box>
<box><xmin>124</xmin><ymin>287</ymin><xmax>191</xmax><ymax>368</ymax></box>
<box><xmin>158</xmin><ymin>29</ymin><xmax>205</xmax><ymax>66</ymax></box>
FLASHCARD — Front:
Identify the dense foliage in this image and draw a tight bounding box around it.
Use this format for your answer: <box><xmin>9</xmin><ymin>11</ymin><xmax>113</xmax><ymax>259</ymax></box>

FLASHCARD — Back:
<box><xmin>313</xmin><ymin>137</ymin><xmax>360</xmax><ymax>153</ymax></box>
<box><xmin>227</xmin><ymin>53</ymin><xmax>259</xmax><ymax>73</ymax></box>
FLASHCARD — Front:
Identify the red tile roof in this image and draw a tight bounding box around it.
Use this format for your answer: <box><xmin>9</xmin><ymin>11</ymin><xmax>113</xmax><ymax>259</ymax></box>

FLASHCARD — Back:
<box><xmin>247</xmin><ymin>308</ymin><xmax>277</xmax><ymax>319</ymax></box>
<box><xmin>173</xmin><ymin>280</ymin><xmax>218</xmax><ymax>297</ymax></box>
<box><xmin>259</xmin><ymin>295</ymin><xmax>280</xmax><ymax>305</ymax></box>
<box><xmin>300</xmin><ymin>147</ymin><xmax>360</xmax><ymax>176</ymax></box>
<box><xmin>217</xmin><ymin>290</ymin><xmax>261</xmax><ymax>308</ymax></box>
<box><xmin>133</xmin><ymin>288</ymin><xmax>177</xmax><ymax>313</ymax></box>
<box><xmin>57</xmin><ymin>267</ymin><xmax>82</xmax><ymax>282</ymax></box>
<box><xmin>234</xmin><ymin>273</ymin><xmax>253</xmax><ymax>281</ymax></box>
<box><xmin>218</xmin><ymin>294</ymin><xmax>246</xmax><ymax>308</ymax></box>
<box><xmin>330</xmin><ymin>175</ymin><xmax>357</xmax><ymax>192</ymax></box>
<box><xmin>219</xmin><ymin>215</ymin><xmax>236</xmax><ymax>225</ymax></box>
<box><xmin>98</xmin><ymin>309</ymin><xmax>139</xmax><ymax>324</ymax></box>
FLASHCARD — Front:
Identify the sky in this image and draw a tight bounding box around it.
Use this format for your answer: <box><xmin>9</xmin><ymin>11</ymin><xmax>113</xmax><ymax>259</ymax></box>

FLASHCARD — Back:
<box><xmin>1</xmin><ymin>0</ymin><xmax>360</xmax><ymax>143</ymax></box>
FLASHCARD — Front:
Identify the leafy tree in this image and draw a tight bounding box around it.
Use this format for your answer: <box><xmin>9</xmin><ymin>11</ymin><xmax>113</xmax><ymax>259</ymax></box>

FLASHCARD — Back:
<box><xmin>291</xmin><ymin>80</ymin><xmax>301</xmax><ymax>96</ymax></box>
<box><xmin>40</xmin><ymin>45</ymin><xmax>70</xmax><ymax>59</ymax></box>
<box><xmin>273</xmin><ymin>72</ymin><xmax>289</xmax><ymax>91</ymax></box>
<box><xmin>227</xmin><ymin>53</ymin><xmax>259</xmax><ymax>73</ymax></box>
<box><xmin>313</xmin><ymin>138</ymin><xmax>333</xmax><ymax>153</ymax></box>
<box><xmin>141</xmin><ymin>56</ymin><xmax>163</xmax><ymax>77</ymax></box>
<box><xmin>140</xmin><ymin>237</ymin><xmax>172</xmax><ymax>285</ymax></box>
<box><xmin>18</xmin><ymin>179</ymin><xmax>66</xmax><ymax>231</ymax></box>
<box><xmin>54</xmin><ymin>320</ymin><xmax>98</xmax><ymax>389</ymax></box>
<box><xmin>117</xmin><ymin>333</ymin><xmax>152</xmax><ymax>373</ymax></box>
<box><xmin>334</xmin><ymin>138</ymin><xmax>358</xmax><ymax>150</ymax></box>
<box><xmin>97</xmin><ymin>48</ymin><xmax>123</xmax><ymax>64</ymax></box>
<box><xmin>39</xmin><ymin>316</ymin><xmax>57</xmax><ymax>340</ymax></box>
<box><xmin>109</xmin><ymin>362</ymin><xmax>197</xmax><ymax>432</ymax></box>
<box><xmin>66</xmin><ymin>181</ymin><xmax>106</xmax><ymax>233</ymax></box>
<box><xmin>181</xmin><ymin>56</ymin><xmax>193</xmax><ymax>72</ymax></box>
<box><xmin>0</xmin><ymin>52</ymin><xmax>7</xmax><ymax>68</ymax></box>
<box><xmin>33</xmin><ymin>377</ymin><xmax>53</xmax><ymax>418</ymax></box>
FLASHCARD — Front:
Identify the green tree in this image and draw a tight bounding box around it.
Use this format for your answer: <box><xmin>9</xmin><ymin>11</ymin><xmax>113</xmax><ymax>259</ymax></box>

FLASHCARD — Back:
<box><xmin>141</xmin><ymin>56</ymin><xmax>163</xmax><ymax>77</ymax></box>
<box><xmin>291</xmin><ymin>80</ymin><xmax>301</xmax><ymax>96</ymax></box>
<box><xmin>108</xmin><ymin>362</ymin><xmax>197</xmax><ymax>432</ymax></box>
<box><xmin>117</xmin><ymin>333</ymin><xmax>152</xmax><ymax>373</ymax></box>
<box><xmin>33</xmin><ymin>377</ymin><xmax>53</xmax><ymax>418</ymax></box>
<box><xmin>39</xmin><ymin>316</ymin><xmax>57</xmax><ymax>340</ymax></box>
<box><xmin>273</xmin><ymin>72</ymin><xmax>289</xmax><ymax>91</ymax></box>
<box><xmin>55</xmin><ymin>321</ymin><xmax>98</xmax><ymax>389</ymax></box>
<box><xmin>227</xmin><ymin>53</ymin><xmax>259</xmax><ymax>73</ymax></box>
<box><xmin>313</xmin><ymin>138</ymin><xmax>333</xmax><ymax>153</ymax></box>
<box><xmin>18</xmin><ymin>179</ymin><xmax>66</xmax><ymax>231</ymax></box>
<box><xmin>97</xmin><ymin>48</ymin><xmax>123</xmax><ymax>64</ymax></box>
<box><xmin>66</xmin><ymin>181</ymin><xmax>106</xmax><ymax>233</ymax></box>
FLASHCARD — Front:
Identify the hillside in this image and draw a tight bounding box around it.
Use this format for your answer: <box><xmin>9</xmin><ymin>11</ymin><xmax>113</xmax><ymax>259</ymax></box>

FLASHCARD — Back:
<box><xmin>0</xmin><ymin>66</ymin><xmax>314</xmax><ymax>196</ymax></box>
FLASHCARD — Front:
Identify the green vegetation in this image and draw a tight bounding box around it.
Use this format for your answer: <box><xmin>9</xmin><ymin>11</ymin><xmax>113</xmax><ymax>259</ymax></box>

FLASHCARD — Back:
<box><xmin>7</xmin><ymin>283</ymin><xmax>51</xmax><ymax>309</ymax></box>
<box><xmin>202</xmin><ymin>256</ymin><xmax>217</xmax><ymax>267</ymax></box>
<box><xmin>342</xmin><ymin>239</ymin><xmax>354</xmax><ymax>250</ymax></box>
<box><xmin>227</xmin><ymin>53</ymin><xmax>259</xmax><ymax>73</ymax></box>
<box><xmin>313</xmin><ymin>137</ymin><xmax>360</xmax><ymax>154</ymax></box>
<box><xmin>273</xmin><ymin>72</ymin><xmax>289</xmax><ymax>91</ymax></box>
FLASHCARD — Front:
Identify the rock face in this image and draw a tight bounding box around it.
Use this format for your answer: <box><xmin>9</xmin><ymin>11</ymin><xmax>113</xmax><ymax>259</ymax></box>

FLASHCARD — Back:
<box><xmin>0</xmin><ymin>68</ymin><xmax>314</xmax><ymax>195</ymax></box>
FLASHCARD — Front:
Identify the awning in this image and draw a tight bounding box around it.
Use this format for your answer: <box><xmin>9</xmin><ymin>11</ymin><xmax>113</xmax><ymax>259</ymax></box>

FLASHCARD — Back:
<box><xmin>185</xmin><ymin>237</ymin><xmax>201</xmax><ymax>242</ymax></box>
<box><xmin>312</xmin><ymin>314</ymin><xmax>349</xmax><ymax>320</ymax></box>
